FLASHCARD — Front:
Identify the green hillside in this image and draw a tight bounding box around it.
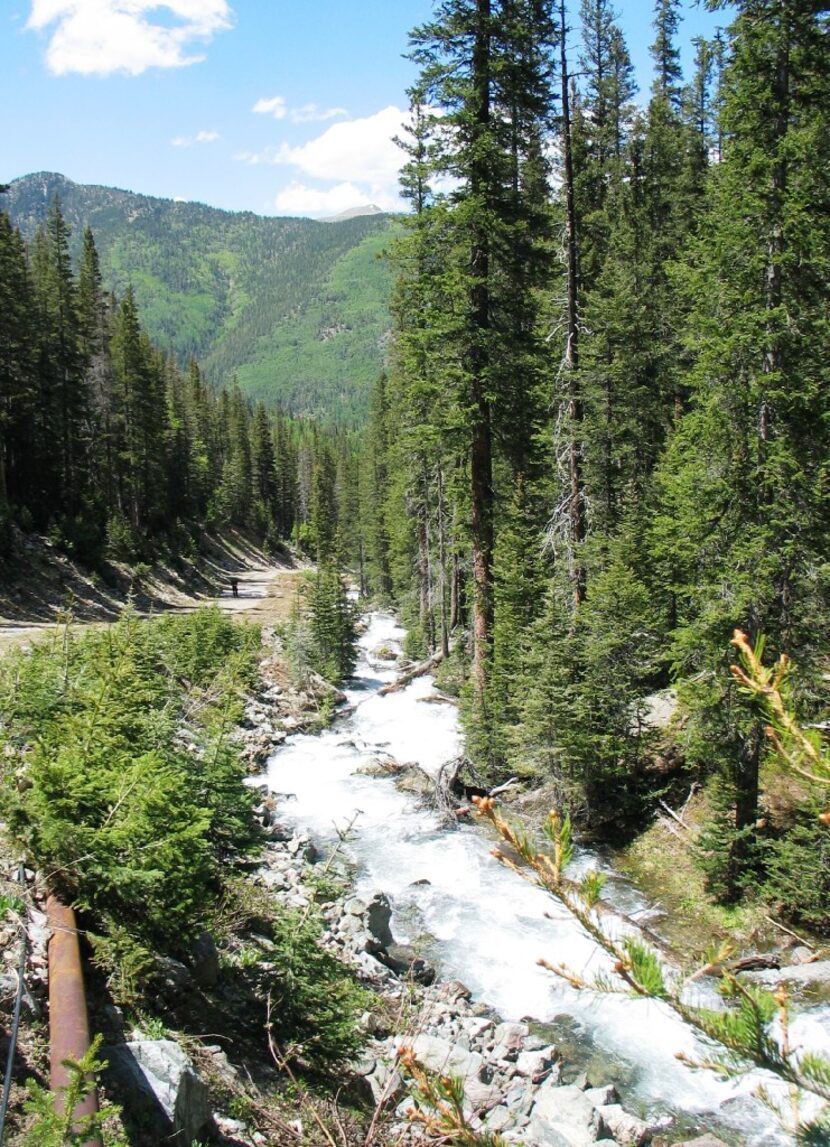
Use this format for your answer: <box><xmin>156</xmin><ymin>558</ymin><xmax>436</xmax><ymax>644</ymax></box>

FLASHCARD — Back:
<box><xmin>5</xmin><ymin>172</ymin><xmax>400</xmax><ymax>424</ymax></box>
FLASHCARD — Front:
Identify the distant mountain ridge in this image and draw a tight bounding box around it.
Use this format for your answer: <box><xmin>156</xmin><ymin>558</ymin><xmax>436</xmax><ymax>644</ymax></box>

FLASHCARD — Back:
<box><xmin>321</xmin><ymin>204</ymin><xmax>385</xmax><ymax>222</ymax></box>
<box><xmin>5</xmin><ymin>172</ymin><xmax>400</xmax><ymax>425</ymax></box>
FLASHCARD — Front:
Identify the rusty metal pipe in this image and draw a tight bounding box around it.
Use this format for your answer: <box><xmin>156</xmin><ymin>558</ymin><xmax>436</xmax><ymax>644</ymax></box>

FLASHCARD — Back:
<box><xmin>46</xmin><ymin>895</ymin><xmax>101</xmax><ymax>1147</ymax></box>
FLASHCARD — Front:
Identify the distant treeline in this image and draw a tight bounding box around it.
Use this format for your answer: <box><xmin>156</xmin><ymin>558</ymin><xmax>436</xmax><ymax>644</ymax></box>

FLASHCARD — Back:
<box><xmin>0</xmin><ymin>197</ymin><xmax>358</xmax><ymax>566</ymax></box>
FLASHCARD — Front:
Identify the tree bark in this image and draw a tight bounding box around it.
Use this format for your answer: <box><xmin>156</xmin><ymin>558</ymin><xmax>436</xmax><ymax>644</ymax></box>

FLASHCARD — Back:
<box><xmin>559</xmin><ymin>1</ymin><xmax>586</xmax><ymax>604</ymax></box>
<box><xmin>469</xmin><ymin>0</ymin><xmax>495</xmax><ymax>695</ymax></box>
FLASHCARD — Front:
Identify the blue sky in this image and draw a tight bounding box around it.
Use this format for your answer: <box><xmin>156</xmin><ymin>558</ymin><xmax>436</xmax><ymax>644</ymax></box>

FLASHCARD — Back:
<box><xmin>2</xmin><ymin>1</ymin><xmax>730</xmax><ymax>219</ymax></box>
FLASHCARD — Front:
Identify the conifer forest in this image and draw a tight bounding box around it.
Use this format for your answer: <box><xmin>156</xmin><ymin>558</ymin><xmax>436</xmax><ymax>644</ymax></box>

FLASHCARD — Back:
<box><xmin>2</xmin><ymin>0</ymin><xmax>830</xmax><ymax>1143</ymax></box>
<box><xmin>2</xmin><ymin>0</ymin><xmax>829</xmax><ymax>927</ymax></box>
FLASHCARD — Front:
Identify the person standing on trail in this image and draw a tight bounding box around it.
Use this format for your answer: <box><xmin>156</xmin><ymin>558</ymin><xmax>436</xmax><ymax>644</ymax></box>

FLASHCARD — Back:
<box><xmin>230</xmin><ymin>577</ymin><xmax>239</xmax><ymax>598</ymax></box>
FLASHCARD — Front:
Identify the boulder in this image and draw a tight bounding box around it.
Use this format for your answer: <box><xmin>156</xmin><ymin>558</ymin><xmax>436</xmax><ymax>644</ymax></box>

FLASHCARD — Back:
<box><xmin>393</xmin><ymin>763</ymin><xmax>436</xmax><ymax>798</ymax></box>
<box><xmin>485</xmin><ymin>1105</ymin><xmax>516</xmax><ymax>1132</ymax></box>
<box><xmin>434</xmin><ymin>979</ymin><xmax>473</xmax><ymax>1003</ymax></box>
<box><xmin>154</xmin><ymin>957</ymin><xmax>193</xmax><ymax>997</ymax></box>
<box><xmin>365</xmin><ymin>892</ymin><xmax>394</xmax><ymax>948</ymax></box>
<box><xmin>528</xmin><ymin>1082</ymin><xmax>606</xmax><ymax>1146</ymax></box>
<box><xmin>111</xmin><ymin>1039</ymin><xmax>213</xmax><ymax>1146</ymax></box>
<box><xmin>191</xmin><ymin>931</ymin><xmax>220</xmax><ymax>988</ymax></box>
<box><xmin>584</xmin><ymin>1086</ymin><xmax>618</xmax><ymax>1107</ymax></box>
<box><xmin>410</xmin><ymin>1033</ymin><xmax>484</xmax><ymax>1095</ymax></box>
<box><xmin>515</xmin><ymin>1048</ymin><xmax>556</xmax><ymax>1081</ymax></box>
<box><xmin>493</xmin><ymin>1021</ymin><xmax>530</xmax><ymax>1056</ymax></box>
<box><xmin>376</xmin><ymin>943</ymin><xmax>435</xmax><ymax>985</ymax></box>
<box><xmin>743</xmin><ymin>959</ymin><xmax>830</xmax><ymax>989</ymax></box>
<box><xmin>598</xmin><ymin>1104</ymin><xmax>651</xmax><ymax>1145</ymax></box>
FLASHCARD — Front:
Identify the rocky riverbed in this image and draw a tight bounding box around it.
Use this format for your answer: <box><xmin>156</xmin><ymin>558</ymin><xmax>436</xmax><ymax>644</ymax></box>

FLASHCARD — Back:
<box><xmin>247</xmin><ymin>804</ymin><xmax>726</xmax><ymax>1147</ymax></box>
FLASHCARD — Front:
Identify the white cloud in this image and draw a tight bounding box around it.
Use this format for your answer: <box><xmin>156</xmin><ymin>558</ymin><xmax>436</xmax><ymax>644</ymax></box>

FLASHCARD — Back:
<box><xmin>274</xmin><ymin>105</ymin><xmax>405</xmax><ymax>187</ymax></box>
<box><xmin>273</xmin><ymin>180</ymin><xmax>399</xmax><ymax>218</ymax></box>
<box><xmin>252</xmin><ymin>95</ymin><xmax>287</xmax><ymax>120</ymax></box>
<box><xmin>273</xmin><ymin>181</ymin><xmax>372</xmax><ymax>217</ymax></box>
<box><xmin>253</xmin><ymin>95</ymin><xmax>348</xmax><ymax>124</ymax></box>
<box><xmin>171</xmin><ymin>128</ymin><xmax>220</xmax><ymax>147</ymax></box>
<box><xmin>290</xmin><ymin>102</ymin><xmax>348</xmax><ymax>124</ymax></box>
<box><xmin>26</xmin><ymin>0</ymin><xmax>234</xmax><ymax>76</ymax></box>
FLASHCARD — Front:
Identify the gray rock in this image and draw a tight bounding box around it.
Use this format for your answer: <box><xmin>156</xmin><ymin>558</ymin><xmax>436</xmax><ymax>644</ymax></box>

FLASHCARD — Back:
<box><xmin>743</xmin><ymin>959</ymin><xmax>830</xmax><ymax>988</ymax></box>
<box><xmin>114</xmin><ymin>1039</ymin><xmax>213</xmax><ymax>1146</ymax></box>
<box><xmin>365</xmin><ymin>1063</ymin><xmax>405</xmax><ymax>1105</ymax></box>
<box><xmin>344</xmin><ymin>896</ymin><xmax>367</xmax><ymax>916</ymax></box>
<box><xmin>435</xmin><ymin>980</ymin><xmax>473</xmax><ymax>1003</ymax></box>
<box><xmin>790</xmin><ymin>945</ymin><xmax>817</xmax><ymax>966</ymax></box>
<box><xmin>410</xmin><ymin>1033</ymin><xmax>484</xmax><ymax>1085</ymax></box>
<box><xmin>203</xmin><ymin>1045</ymin><xmax>237</xmax><ymax>1087</ymax></box>
<box><xmin>529</xmin><ymin>1082</ymin><xmax>606</xmax><ymax>1146</ymax></box>
<box><xmin>494</xmin><ymin>1021</ymin><xmax>530</xmax><ymax>1051</ymax></box>
<box><xmin>376</xmin><ymin>943</ymin><xmax>435</xmax><ymax>985</ymax></box>
<box><xmin>598</xmin><ymin>1104</ymin><xmax>650</xmax><ymax>1145</ymax></box>
<box><xmin>154</xmin><ymin>956</ymin><xmax>193</xmax><ymax>995</ymax></box>
<box><xmin>515</xmin><ymin>1049</ymin><xmax>554</xmax><ymax>1080</ymax></box>
<box><xmin>393</xmin><ymin>763</ymin><xmax>435</xmax><ymax>797</ymax></box>
<box><xmin>191</xmin><ymin>931</ymin><xmax>220</xmax><ymax>988</ymax></box>
<box><xmin>257</xmin><ymin>868</ymin><xmax>288</xmax><ymax>889</ymax></box>
<box><xmin>0</xmin><ymin>972</ymin><xmax>19</xmax><ymax>1001</ymax></box>
<box><xmin>338</xmin><ymin>914</ymin><xmax>365</xmax><ymax>938</ymax></box>
<box><xmin>673</xmin><ymin>1138</ymin><xmax>729</xmax><ymax>1147</ymax></box>
<box><xmin>462</xmin><ymin>1017</ymin><xmax>495</xmax><ymax>1041</ymax></box>
<box><xmin>463</xmin><ymin>1076</ymin><xmax>504</xmax><ymax>1114</ymax></box>
<box><xmin>366</xmin><ymin>892</ymin><xmax>394</xmax><ymax>947</ymax></box>
<box><xmin>584</xmin><ymin>1085</ymin><xmax>618</xmax><ymax>1107</ymax></box>
<box><xmin>503</xmin><ymin>1081</ymin><xmax>536</xmax><ymax>1117</ymax></box>
<box><xmin>485</xmin><ymin>1105</ymin><xmax>515</xmax><ymax>1132</ymax></box>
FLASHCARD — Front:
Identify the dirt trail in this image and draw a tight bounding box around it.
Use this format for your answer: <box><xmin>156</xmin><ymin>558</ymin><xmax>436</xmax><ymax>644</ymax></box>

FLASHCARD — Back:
<box><xmin>0</xmin><ymin>532</ymin><xmax>308</xmax><ymax>655</ymax></box>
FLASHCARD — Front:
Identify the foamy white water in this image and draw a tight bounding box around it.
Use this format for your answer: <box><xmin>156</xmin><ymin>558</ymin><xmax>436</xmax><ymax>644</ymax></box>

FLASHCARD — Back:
<box><xmin>260</xmin><ymin>612</ymin><xmax>828</xmax><ymax>1146</ymax></box>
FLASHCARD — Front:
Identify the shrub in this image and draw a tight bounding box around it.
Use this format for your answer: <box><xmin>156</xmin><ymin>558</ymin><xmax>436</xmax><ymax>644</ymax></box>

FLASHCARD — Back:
<box><xmin>0</xmin><ymin>609</ymin><xmax>261</xmax><ymax>966</ymax></box>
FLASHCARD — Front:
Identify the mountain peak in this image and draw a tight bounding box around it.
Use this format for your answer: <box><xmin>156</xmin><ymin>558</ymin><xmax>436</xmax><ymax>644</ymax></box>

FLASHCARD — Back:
<box><xmin>321</xmin><ymin>204</ymin><xmax>385</xmax><ymax>223</ymax></box>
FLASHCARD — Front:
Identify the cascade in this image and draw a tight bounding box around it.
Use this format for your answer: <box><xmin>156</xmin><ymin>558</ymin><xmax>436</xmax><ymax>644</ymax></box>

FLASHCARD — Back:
<box><xmin>262</xmin><ymin>612</ymin><xmax>830</xmax><ymax>1146</ymax></box>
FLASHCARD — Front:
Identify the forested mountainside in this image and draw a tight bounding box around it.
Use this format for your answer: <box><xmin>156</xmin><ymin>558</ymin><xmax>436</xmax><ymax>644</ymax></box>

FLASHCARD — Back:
<box><xmin>351</xmin><ymin>0</ymin><xmax>830</xmax><ymax>937</ymax></box>
<box><xmin>5</xmin><ymin>173</ymin><xmax>397</xmax><ymax>424</ymax></box>
<box><xmin>0</xmin><ymin>194</ymin><xmax>367</xmax><ymax>576</ymax></box>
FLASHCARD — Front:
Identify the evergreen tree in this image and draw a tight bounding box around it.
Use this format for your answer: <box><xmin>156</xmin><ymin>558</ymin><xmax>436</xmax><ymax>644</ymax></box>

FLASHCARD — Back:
<box><xmin>651</xmin><ymin>0</ymin><xmax>830</xmax><ymax>898</ymax></box>
<box><xmin>29</xmin><ymin>197</ymin><xmax>89</xmax><ymax>520</ymax></box>
<box><xmin>0</xmin><ymin>214</ymin><xmax>37</xmax><ymax>513</ymax></box>
<box><xmin>403</xmin><ymin>0</ymin><xmax>558</xmax><ymax>739</ymax></box>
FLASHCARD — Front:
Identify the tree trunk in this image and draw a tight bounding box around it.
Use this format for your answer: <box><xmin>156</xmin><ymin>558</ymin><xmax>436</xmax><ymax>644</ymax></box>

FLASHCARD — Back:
<box><xmin>559</xmin><ymin>1</ymin><xmax>586</xmax><ymax>605</ymax></box>
<box><xmin>469</xmin><ymin>0</ymin><xmax>495</xmax><ymax>695</ymax></box>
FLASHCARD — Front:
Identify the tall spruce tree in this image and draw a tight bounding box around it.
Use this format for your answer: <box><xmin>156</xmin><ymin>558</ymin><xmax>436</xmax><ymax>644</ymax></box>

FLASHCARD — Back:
<box><xmin>402</xmin><ymin>0</ymin><xmax>558</xmax><ymax>759</ymax></box>
<box><xmin>651</xmin><ymin>0</ymin><xmax>830</xmax><ymax>898</ymax></box>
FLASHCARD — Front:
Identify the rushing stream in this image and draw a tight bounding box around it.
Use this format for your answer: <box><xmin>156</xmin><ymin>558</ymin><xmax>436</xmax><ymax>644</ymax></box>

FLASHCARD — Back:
<box><xmin>261</xmin><ymin>612</ymin><xmax>830</xmax><ymax>1146</ymax></box>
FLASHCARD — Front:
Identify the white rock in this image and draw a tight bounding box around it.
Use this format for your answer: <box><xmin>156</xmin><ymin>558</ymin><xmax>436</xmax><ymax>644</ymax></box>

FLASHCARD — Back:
<box><xmin>515</xmin><ymin>1049</ymin><xmax>553</xmax><ymax>1080</ymax></box>
<box><xmin>598</xmin><ymin>1105</ymin><xmax>650</xmax><ymax>1146</ymax></box>
<box><xmin>529</xmin><ymin>1082</ymin><xmax>606</xmax><ymax>1146</ymax></box>
<box><xmin>494</xmin><ymin>1021</ymin><xmax>530</xmax><ymax>1050</ymax></box>
<box><xmin>584</xmin><ymin>1085</ymin><xmax>618</xmax><ymax>1107</ymax></box>
<box><xmin>410</xmin><ymin>1033</ymin><xmax>484</xmax><ymax>1083</ymax></box>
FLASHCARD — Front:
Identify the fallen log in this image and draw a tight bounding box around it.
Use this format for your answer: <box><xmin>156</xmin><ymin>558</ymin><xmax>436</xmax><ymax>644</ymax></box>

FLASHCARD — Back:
<box><xmin>378</xmin><ymin>650</ymin><xmax>445</xmax><ymax>696</ymax></box>
<box><xmin>727</xmin><ymin>954</ymin><xmax>781</xmax><ymax>974</ymax></box>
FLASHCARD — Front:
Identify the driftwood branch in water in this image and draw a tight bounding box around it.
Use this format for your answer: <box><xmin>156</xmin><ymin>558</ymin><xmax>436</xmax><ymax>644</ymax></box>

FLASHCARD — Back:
<box><xmin>378</xmin><ymin>650</ymin><xmax>445</xmax><ymax>695</ymax></box>
<box><xmin>432</xmin><ymin>761</ymin><xmax>521</xmax><ymax>826</ymax></box>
